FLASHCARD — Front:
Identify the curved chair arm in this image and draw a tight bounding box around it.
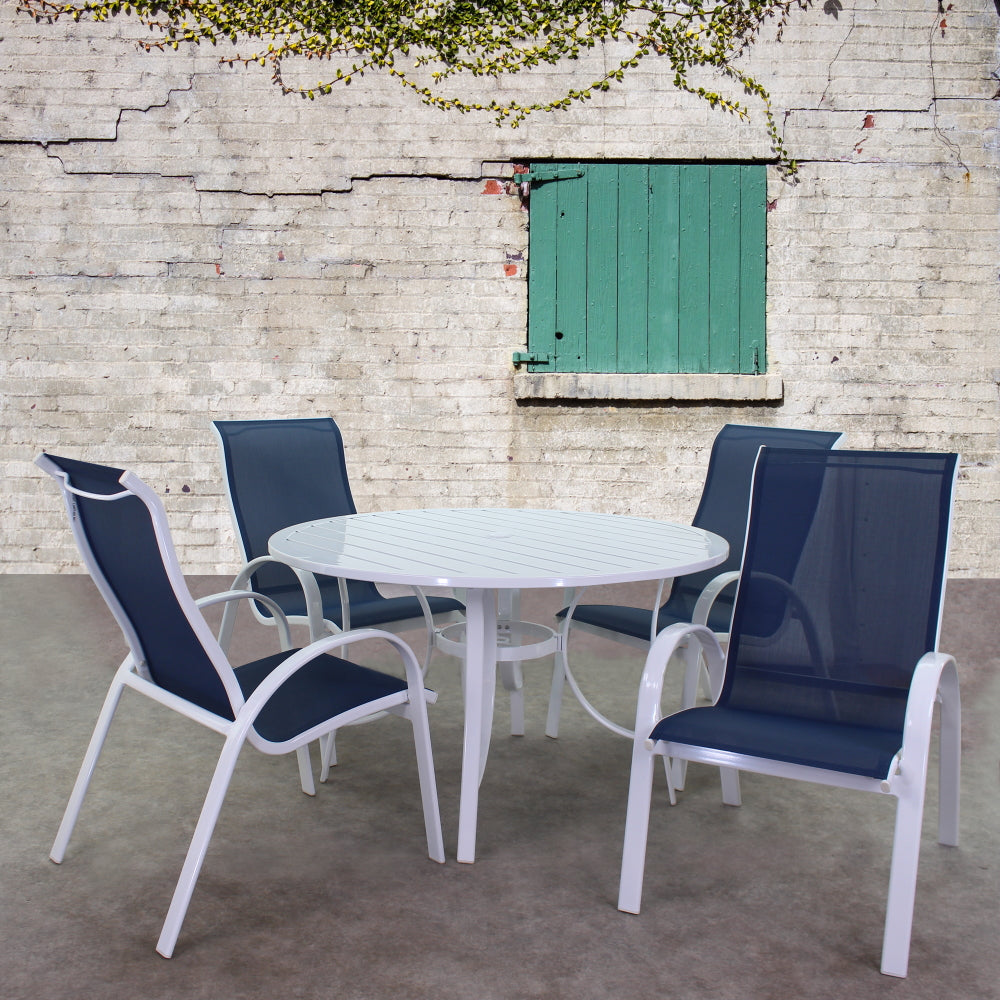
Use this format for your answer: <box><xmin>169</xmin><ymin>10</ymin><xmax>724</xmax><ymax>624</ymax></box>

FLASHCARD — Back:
<box><xmin>410</xmin><ymin>586</ymin><xmax>437</xmax><ymax>674</ymax></box>
<box><xmin>337</xmin><ymin>577</ymin><xmax>438</xmax><ymax>674</ymax></box>
<box><xmin>225</xmin><ymin>555</ymin><xmax>276</xmax><ymax>592</ymax></box>
<box><xmin>890</xmin><ymin>651</ymin><xmax>961</xmax><ymax>843</ymax></box>
<box><xmin>555</xmin><ymin>586</ymin><xmax>640</xmax><ymax>738</ymax></box>
<box><xmin>155</xmin><ymin>626</ymin><xmax>445</xmax><ymax>957</ymax></box>
<box><xmin>691</xmin><ymin>571</ymin><xmax>740</xmax><ymax>629</ymax></box>
<box><xmin>879</xmin><ymin>651</ymin><xmax>960</xmax><ymax>977</ymax></box>
<box><xmin>196</xmin><ymin>589</ymin><xmax>293</xmax><ymax>653</ymax></box>
<box><xmin>219</xmin><ymin>556</ymin><xmax>338</xmax><ymax>647</ymax></box>
<box><xmin>734</xmin><ymin>571</ymin><xmax>827</xmax><ymax>675</ymax></box>
<box><xmin>634</xmin><ymin>623</ymin><xmax>727</xmax><ymax>749</ymax></box>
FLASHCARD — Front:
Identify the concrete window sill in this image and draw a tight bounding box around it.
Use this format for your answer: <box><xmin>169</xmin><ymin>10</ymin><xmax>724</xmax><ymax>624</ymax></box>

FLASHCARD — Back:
<box><xmin>512</xmin><ymin>372</ymin><xmax>784</xmax><ymax>403</ymax></box>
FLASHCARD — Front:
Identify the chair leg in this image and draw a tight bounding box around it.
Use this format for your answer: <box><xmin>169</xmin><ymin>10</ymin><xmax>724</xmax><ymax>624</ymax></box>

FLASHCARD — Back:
<box><xmin>408</xmin><ymin>696</ymin><xmax>445</xmax><ymax>864</ymax></box>
<box><xmin>880</xmin><ymin>781</ymin><xmax>928</xmax><ymax>978</ymax></box>
<box><xmin>720</xmin><ymin>767</ymin><xmax>742</xmax><ymax>806</ymax></box>
<box><xmin>618</xmin><ymin>742</ymin><xmax>658</xmax><ymax>914</ymax></box>
<box><xmin>319</xmin><ymin>731</ymin><xmax>338</xmax><ymax>782</ymax></box>
<box><xmin>50</xmin><ymin>674</ymin><xmax>127</xmax><ymax>864</ymax></box>
<box><xmin>296</xmin><ymin>745</ymin><xmax>316</xmax><ymax>796</ymax></box>
<box><xmin>156</xmin><ymin>730</ymin><xmax>247</xmax><ymax>958</ymax></box>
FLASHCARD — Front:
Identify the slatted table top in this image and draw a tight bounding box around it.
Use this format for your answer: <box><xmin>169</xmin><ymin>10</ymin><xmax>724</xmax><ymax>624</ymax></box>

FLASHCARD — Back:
<box><xmin>269</xmin><ymin>507</ymin><xmax>727</xmax><ymax>590</ymax></box>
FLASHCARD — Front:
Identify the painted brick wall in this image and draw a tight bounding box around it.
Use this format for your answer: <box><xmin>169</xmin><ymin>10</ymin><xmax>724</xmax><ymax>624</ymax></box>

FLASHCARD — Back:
<box><xmin>2</xmin><ymin>1</ymin><xmax>998</xmax><ymax>577</ymax></box>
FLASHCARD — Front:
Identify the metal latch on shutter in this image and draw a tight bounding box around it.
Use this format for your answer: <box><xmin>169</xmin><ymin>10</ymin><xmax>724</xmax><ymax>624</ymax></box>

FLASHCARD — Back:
<box><xmin>512</xmin><ymin>351</ymin><xmax>552</xmax><ymax>366</ymax></box>
<box><xmin>515</xmin><ymin>167</ymin><xmax>584</xmax><ymax>185</ymax></box>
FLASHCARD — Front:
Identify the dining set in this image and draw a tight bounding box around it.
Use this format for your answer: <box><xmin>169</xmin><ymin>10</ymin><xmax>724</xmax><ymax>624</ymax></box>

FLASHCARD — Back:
<box><xmin>37</xmin><ymin>419</ymin><xmax>962</xmax><ymax>977</ymax></box>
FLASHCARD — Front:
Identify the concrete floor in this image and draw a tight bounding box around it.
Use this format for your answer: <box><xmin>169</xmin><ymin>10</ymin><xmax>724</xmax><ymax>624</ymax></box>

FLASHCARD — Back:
<box><xmin>2</xmin><ymin>575</ymin><xmax>998</xmax><ymax>999</ymax></box>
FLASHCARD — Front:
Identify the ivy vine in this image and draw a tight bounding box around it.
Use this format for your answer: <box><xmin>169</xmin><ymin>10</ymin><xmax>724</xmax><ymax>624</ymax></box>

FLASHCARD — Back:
<box><xmin>18</xmin><ymin>1</ymin><xmax>812</xmax><ymax>172</ymax></box>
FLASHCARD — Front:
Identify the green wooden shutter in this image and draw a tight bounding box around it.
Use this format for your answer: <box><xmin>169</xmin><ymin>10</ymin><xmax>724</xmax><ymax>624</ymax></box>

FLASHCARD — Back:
<box><xmin>524</xmin><ymin>162</ymin><xmax>766</xmax><ymax>374</ymax></box>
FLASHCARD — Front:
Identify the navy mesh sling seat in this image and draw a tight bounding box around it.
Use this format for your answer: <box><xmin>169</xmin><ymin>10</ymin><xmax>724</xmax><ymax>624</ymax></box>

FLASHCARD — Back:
<box><xmin>546</xmin><ymin>424</ymin><xmax>843</xmax><ymax>739</ymax></box>
<box><xmin>617</xmin><ymin>448</ymin><xmax>961</xmax><ymax>978</ymax></box>
<box><xmin>212</xmin><ymin>417</ymin><xmax>464</xmax><ymax>653</ymax></box>
<box><xmin>37</xmin><ymin>453</ymin><xmax>444</xmax><ymax>959</ymax></box>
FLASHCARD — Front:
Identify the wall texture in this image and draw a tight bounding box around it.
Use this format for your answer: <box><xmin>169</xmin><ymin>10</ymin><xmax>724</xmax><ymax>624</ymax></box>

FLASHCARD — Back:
<box><xmin>2</xmin><ymin>1</ymin><xmax>998</xmax><ymax>576</ymax></box>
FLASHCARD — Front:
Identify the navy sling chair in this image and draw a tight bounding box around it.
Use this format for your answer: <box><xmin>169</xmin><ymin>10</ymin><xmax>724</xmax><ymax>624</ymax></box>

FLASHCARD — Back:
<box><xmin>37</xmin><ymin>453</ymin><xmax>445</xmax><ymax>958</ymax></box>
<box><xmin>547</xmin><ymin>424</ymin><xmax>844</xmax><ymax>739</ymax></box>
<box><xmin>617</xmin><ymin>447</ymin><xmax>961</xmax><ymax>978</ymax></box>
<box><xmin>212</xmin><ymin>418</ymin><xmax>465</xmax><ymax>776</ymax></box>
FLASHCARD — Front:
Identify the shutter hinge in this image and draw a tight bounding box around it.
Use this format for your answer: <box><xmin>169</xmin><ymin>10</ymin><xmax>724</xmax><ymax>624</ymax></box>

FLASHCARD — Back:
<box><xmin>512</xmin><ymin>351</ymin><xmax>553</xmax><ymax>366</ymax></box>
<box><xmin>517</xmin><ymin>167</ymin><xmax>584</xmax><ymax>186</ymax></box>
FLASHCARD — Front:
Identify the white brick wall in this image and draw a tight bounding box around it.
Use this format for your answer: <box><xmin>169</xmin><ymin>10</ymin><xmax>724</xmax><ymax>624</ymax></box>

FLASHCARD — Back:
<box><xmin>1</xmin><ymin>1</ymin><xmax>998</xmax><ymax>577</ymax></box>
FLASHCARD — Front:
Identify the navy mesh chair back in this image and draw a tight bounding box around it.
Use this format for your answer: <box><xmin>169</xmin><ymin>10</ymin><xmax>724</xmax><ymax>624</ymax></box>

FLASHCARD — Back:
<box><xmin>42</xmin><ymin>454</ymin><xmax>234</xmax><ymax>718</ymax></box>
<box><xmin>684</xmin><ymin>447</ymin><xmax>956</xmax><ymax>777</ymax></box>
<box><xmin>214</xmin><ymin>417</ymin><xmax>362</xmax><ymax>616</ymax></box>
<box><xmin>677</xmin><ymin>423</ymin><xmax>843</xmax><ymax>630</ymax></box>
<box><xmin>566</xmin><ymin>424</ymin><xmax>844</xmax><ymax>639</ymax></box>
<box><xmin>213</xmin><ymin>417</ymin><xmax>463</xmax><ymax>630</ymax></box>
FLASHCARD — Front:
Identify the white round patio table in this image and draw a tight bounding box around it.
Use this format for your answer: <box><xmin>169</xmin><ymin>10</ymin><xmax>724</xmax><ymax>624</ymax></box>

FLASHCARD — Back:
<box><xmin>269</xmin><ymin>507</ymin><xmax>727</xmax><ymax>863</ymax></box>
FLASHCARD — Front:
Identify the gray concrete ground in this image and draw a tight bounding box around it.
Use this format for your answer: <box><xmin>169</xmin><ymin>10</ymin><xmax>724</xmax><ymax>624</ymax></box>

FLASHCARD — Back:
<box><xmin>2</xmin><ymin>576</ymin><xmax>997</xmax><ymax>999</ymax></box>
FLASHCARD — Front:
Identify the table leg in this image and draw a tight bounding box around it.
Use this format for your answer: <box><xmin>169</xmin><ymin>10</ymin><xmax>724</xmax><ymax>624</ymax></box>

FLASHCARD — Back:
<box><xmin>457</xmin><ymin>587</ymin><xmax>497</xmax><ymax>864</ymax></box>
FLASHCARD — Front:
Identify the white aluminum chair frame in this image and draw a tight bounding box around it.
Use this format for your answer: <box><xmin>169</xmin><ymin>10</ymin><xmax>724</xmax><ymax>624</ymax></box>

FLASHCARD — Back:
<box><xmin>616</xmin><ymin>459</ymin><xmax>961</xmax><ymax>979</ymax></box>
<box><xmin>40</xmin><ymin>456</ymin><xmax>445</xmax><ymax>958</ymax></box>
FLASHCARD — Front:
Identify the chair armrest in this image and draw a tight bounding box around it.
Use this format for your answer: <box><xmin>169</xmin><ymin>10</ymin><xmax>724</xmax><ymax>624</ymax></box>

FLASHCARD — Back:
<box><xmin>691</xmin><ymin>571</ymin><xmax>740</xmax><ymax>630</ymax></box>
<box><xmin>197</xmin><ymin>589</ymin><xmax>293</xmax><ymax>652</ymax></box>
<box><xmin>891</xmin><ymin>651</ymin><xmax>960</xmax><ymax>844</ymax></box>
<box><xmin>222</xmin><ymin>556</ymin><xmax>335</xmax><ymax>644</ymax></box>
<box><xmin>226</xmin><ymin>555</ymin><xmax>279</xmax><ymax>592</ymax></box>
<box><xmin>633</xmin><ymin>623</ymin><xmax>726</xmax><ymax>747</ymax></box>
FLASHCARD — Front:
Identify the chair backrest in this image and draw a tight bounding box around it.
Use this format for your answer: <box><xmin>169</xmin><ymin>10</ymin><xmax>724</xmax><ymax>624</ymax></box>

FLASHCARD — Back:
<box><xmin>669</xmin><ymin>424</ymin><xmax>844</xmax><ymax>608</ymax></box>
<box><xmin>722</xmin><ymin>447</ymin><xmax>958</xmax><ymax>736</ymax></box>
<box><xmin>213</xmin><ymin>418</ymin><xmax>357</xmax><ymax>596</ymax></box>
<box><xmin>37</xmin><ymin>453</ymin><xmax>238</xmax><ymax>720</ymax></box>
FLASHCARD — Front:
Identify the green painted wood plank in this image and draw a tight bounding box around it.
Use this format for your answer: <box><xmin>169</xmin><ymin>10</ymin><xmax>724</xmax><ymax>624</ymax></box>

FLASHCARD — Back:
<box><xmin>678</xmin><ymin>165</ymin><xmax>710</xmax><ymax>372</ymax></box>
<box><xmin>708</xmin><ymin>164</ymin><xmax>741</xmax><ymax>373</ymax></box>
<box><xmin>553</xmin><ymin>168</ymin><xmax>589</xmax><ymax>372</ymax></box>
<box><xmin>648</xmin><ymin>164</ymin><xmax>680</xmax><ymax>372</ymax></box>
<box><xmin>616</xmin><ymin>164</ymin><xmax>650</xmax><ymax>373</ymax></box>
<box><xmin>526</xmin><ymin>166</ymin><xmax>559</xmax><ymax>371</ymax></box>
<box><xmin>585</xmin><ymin>163</ymin><xmax>620</xmax><ymax>373</ymax></box>
<box><xmin>739</xmin><ymin>165</ymin><xmax>767</xmax><ymax>373</ymax></box>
